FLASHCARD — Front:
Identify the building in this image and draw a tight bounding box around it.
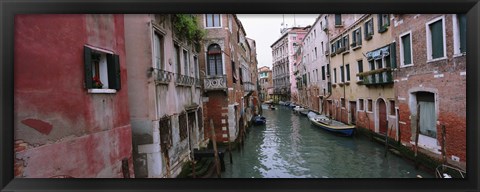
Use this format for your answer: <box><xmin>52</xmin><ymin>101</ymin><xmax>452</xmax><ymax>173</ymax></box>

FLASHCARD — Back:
<box><xmin>258</xmin><ymin>66</ymin><xmax>273</xmax><ymax>102</ymax></box>
<box><xmin>391</xmin><ymin>14</ymin><xmax>466</xmax><ymax>169</ymax></box>
<box><xmin>14</xmin><ymin>14</ymin><xmax>134</xmax><ymax>178</ymax></box>
<box><xmin>327</xmin><ymin>14</ymin><xmax>397</xmax><ymax>139</ymax></box>
<box><xmin>271</xmin><ymin>26</ymin><xmax>310</xmax><ymax>103</ymax></box>
<box><xmin>299</xmin><ymin>15</ymin><xmax>332</xmax><ymax>113</ymax></box>
<box><xmin>124</xmin><ymin>14</ymin><xmax>205</xmax><ymax>178</ymax></box>
<box><xmin>199</xmin><ymin>14</ymin><xmax>259</xmax><ymax>144</ymax></box>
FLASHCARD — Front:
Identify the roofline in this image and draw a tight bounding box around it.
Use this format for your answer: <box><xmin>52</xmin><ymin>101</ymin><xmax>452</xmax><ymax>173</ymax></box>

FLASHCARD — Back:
<box><xmin>270</xmin><ymin>26</ymin><xmax>311</xmax><ymax>48</ymax></box>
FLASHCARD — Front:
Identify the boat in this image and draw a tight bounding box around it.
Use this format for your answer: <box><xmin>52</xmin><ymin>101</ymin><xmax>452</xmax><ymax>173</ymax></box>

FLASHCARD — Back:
<box><xmin>264</xmin><ymin>100</ymin><xmax>273</xmax><ymax>104</ymax></box>
<box><xmin>293</xmin><ymin>106</ymin><xmax>309</xmax><ymax>115</ymax></box>
<box><xmin>268</xmin><ymin>104</ymin><xmax>276</xmax><ymax>110</ymax></box>
<box><xmin>435</xmin><ymin>164</ymin><xmax>466</xmax><ymax>178</ymax></box>
<box><xmin>279</xmin><ymin>101</ymin><xmax>285</xmax><ymax>105</ymax></box>
<box><xmin>252</xmin><ymin>115</ymin><xmax>266</xmax><ymax>125</ymax></box>
<box><xmin>307</xmin><ymin>112</ymin><xmax>356</xmax><ymax>136</ymax></box>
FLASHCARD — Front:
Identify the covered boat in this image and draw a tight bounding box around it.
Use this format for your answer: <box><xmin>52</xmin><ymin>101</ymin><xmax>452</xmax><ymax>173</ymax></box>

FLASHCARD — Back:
<box><xmin>252</xmin><ymin>115</ymin><xmax>266</xmax><ymax>125</ymax></box>
<box><xmin>307</xmin><ymin>112</ymin><xmax>355</xmax><ymax>136</ymax></box>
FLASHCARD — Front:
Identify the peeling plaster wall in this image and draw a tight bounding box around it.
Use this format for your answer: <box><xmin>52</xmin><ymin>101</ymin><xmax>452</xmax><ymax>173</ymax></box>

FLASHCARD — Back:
<box><xmin>14</xmin><ymin>14</ymin><xmax>133</xmax><ymax>178</ymax></box>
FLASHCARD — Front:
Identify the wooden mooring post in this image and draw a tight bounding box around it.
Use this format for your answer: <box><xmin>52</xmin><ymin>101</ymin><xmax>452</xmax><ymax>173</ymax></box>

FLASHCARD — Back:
<box><xmin>209</xmin><ymin>119</ymin><xmax>222</xmax><ymax>178</ymax></box>
<box><xmin>414</xmin><ymin>104</ymin><xmax>421</xmax><ymax>169</ymax></box>
<box><xmin>226</xmin><ymin>121</ymin><xmax>233</xmax><ymax>164</ymax></box>
<box><xmin>384</xmin><ymin>124</ymin><xmax>393</xmax><ymax>158</ymax></box>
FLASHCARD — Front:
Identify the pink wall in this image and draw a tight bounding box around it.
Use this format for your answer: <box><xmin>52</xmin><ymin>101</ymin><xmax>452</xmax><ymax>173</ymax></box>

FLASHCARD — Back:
<box><xmin>14</xmin><ymin>14</ymin><xmax>133</xmax><ymax>178</ymax></box>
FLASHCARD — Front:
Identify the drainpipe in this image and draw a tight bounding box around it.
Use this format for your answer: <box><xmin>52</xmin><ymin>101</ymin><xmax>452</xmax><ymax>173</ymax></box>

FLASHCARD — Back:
<box><xmin>341</xmin><ymin>49</ymin><xmax>346</xmax><ymax>123</ymax></box>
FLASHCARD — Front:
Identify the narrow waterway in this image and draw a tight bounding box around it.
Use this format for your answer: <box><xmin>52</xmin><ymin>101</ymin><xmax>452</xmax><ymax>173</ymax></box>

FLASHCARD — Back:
<box><xmin>222</xmin><ymin>104</ymin><xmax>434</xmax><ymax>178</ymax></box>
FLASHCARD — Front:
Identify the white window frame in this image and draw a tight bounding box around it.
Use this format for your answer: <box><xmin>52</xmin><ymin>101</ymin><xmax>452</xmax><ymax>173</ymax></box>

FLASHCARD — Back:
<box><xmin>204</xmin><ymin>14</ymin><xmax>222</xmax><ymax>28</ymax></box>
<box><xmin>399</xmin><ymin>30</ymin><xmax>414</xmax><ymax>68</ymax></box>
<box><xmin>388</xmin><ymin>99</ymin><xmax>396</xmax><ymax>118</ymax></box>
<box><xmin>183</xmin><ymin>49</ymin><xmax>189</xmax><ymax>76</ymax></box>
<box><xmin>356</xmin><ymin>59</ymin><xmax>363</xmax><ymax>82</ymax></box>
<box><xmin>425</xmin><ymin>16</ymin><xmax>447</xmax><ymax>62</ymax></box>
<box><xmin>452</xmin><ymin>14</ymin><xmax>466</xmax><ymax>56</ymax></box>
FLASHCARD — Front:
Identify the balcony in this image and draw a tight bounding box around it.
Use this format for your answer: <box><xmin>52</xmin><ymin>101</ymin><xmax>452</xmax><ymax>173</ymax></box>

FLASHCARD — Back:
<box><xmin>194</xmin><ymin>78</ymin><xmax>202</xmax><ymax>88</ymax></box>
<box><xmin>175</xmin><ymin>74</ymin><xmax>195</xmax><ymax>86</ymax></box>
<box><xmin>154</xmin><ymin>68</ymin><xmax>173</xmax><ymax>85</ymax></box>
<box><xmin>243</xmin><ymin>82</ymin><xmax>255</xmax><ymax>92</ymax></box>
<box><xmin>358</xmin><ymin>68</ymin><xmax>393</xmax><ymax>86</ymax></box>
<box><xmin>204</xmin><ymin>75</ymin><xmax>227</xmax><ymax>91</ymax></box>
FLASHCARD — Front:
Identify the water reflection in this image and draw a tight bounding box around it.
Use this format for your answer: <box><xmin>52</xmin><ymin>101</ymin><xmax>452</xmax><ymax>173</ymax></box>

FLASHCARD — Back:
<box><xmin>222</xmin><ymin>105</ymin><xmax>433</xmax><ymax>178</ymax></box>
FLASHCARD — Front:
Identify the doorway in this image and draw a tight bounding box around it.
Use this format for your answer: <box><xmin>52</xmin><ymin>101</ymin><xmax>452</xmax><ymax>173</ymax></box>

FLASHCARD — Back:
<box><xmin>350</xmin><ymin>101</ymin><xmax>356</xmax><ymax>124</ymax></box>
<box><xmin>378</xmin><ymin>99</ymin><xmax>387</xmax><ymax>134</ymax></box>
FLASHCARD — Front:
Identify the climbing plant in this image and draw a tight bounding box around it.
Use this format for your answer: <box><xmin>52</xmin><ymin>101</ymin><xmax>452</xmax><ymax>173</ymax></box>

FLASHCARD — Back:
<box><xmin>172</xmin><ymin>14</ymin><xmax>206</xmax><ymax>50</ymax></box>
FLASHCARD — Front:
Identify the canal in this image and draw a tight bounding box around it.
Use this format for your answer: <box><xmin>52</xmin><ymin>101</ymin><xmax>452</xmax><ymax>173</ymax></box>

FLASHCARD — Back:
<box><xmin>222</xmin><ymin>104</ymin><xmax>434</xmax><ymax>178</ymax></box>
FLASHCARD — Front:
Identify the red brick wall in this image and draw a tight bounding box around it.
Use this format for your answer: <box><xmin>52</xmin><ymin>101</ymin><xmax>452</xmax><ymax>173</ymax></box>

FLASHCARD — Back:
<box><xmin>392</xmin><ymin>14</ymin><xmax>466</xmax><ymax>162</ymax></box>
<box><xmin>203</xmin><ymin>91</ymin><xmax>229</xmax><ymax>142</ymax></box>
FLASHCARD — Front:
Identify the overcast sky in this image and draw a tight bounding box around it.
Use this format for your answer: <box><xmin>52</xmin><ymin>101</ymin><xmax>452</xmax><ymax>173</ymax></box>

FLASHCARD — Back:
<box><xmin>237</xmin><ymin>14</ymin><xmax>319</xmax><ymax>69</ymax></box>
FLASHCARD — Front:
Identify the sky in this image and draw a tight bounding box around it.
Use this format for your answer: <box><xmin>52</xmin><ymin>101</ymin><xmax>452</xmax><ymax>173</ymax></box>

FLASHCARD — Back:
<box><xmin>237</xmin><ymin>14</ymin><xmax>319</xmax><ymax>69</ymax></box>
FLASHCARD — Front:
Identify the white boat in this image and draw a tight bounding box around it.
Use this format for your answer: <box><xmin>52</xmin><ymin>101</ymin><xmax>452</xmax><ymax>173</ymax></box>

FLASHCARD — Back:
<box><xmin>307</xmin><ymin>112</ymin><xmax>356</xmax><ymax>136</ymax></box>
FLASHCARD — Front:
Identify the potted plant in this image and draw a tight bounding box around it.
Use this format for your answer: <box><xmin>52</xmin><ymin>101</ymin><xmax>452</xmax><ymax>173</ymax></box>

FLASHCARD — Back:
<box><xmin>93</xmin><ymin>76</ymin><xmax>103</xmax><ymax>88</ymax></box>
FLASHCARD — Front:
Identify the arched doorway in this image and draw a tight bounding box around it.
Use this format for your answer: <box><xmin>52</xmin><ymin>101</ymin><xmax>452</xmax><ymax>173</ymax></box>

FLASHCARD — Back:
<box><xmin>377</xmin><ymin>99</ymin><xmax>387</xmax><ymax>134</ymax></box>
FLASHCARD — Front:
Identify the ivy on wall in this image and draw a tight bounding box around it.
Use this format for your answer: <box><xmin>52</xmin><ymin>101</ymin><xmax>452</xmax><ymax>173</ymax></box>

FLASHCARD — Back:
<box><xmin>172</xmin><ymin>14</ymin><xmax>206</xmax><ymax>51</ymax></box>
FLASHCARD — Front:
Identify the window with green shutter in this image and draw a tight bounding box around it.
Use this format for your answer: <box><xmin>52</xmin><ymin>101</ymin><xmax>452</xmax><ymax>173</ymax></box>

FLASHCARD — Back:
<box><xmin>429</xmin><ymin>19</ymin><xmax>444</xmax><ymax>59</ymax></box>
<box><xmin>340</xmin><ymin>66</ymin><xmax>344</xmax><ymax>82</ymax></box>
<box><xmin>401</xmin><ymin>33</ymin><xmax>412</xmax><ymax>65</ymax></box>
<box><xmin>84</xmin><ymin>46</ymin><xmax>121</xmax><ymax>91</ymax></box>
<box><xmin>364</xmin><ymin>19</ymin><xmax>374</xmax><ymax>40</ymax></box>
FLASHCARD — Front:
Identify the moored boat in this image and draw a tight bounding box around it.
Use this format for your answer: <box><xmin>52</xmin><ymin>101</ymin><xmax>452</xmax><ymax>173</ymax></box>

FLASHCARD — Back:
<box><xmin>252</xmin><ymin>115</ymin><xmax>266</xmax><ymax>125</ymax></box>
<box><xmin>307</xmin><ymin>112</ymin><xmax>355</xmax><ymax>136</ymax></box>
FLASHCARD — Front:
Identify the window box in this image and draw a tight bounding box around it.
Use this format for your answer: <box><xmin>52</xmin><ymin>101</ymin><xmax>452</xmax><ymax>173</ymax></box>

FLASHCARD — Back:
<box><xmin>378</xmin><ymin>24</ymin><xmax>389</xmax><ymax>33</ymax></box>
<box><xmin>365</xmin><ymin>34</ymin><xmax>373</xmax><ymax>40</ymax></box>
<box><xmin>87</xmin><ymin>89</ymin><xmax>117</xmax><ymax>94</ymax></box>
<box><xmin>350</xmin><ymin>42</ymin><xmax>357</xmax><ymax>48</ymax></box>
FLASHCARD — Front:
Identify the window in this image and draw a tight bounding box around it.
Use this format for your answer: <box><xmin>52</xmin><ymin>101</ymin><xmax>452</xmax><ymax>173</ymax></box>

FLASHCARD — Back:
<box><xmin>174</xmin><ymin>44</ymin><xmax>181</xmax><ymax>74</ymax></box>
<box><xmin>207</xmin><ymin>44</ymin><xmax>223</xmax><ymax>76</ymax></box>
<box><xmin>232</xmin><ymin>61</ymin><xmax>237</xmax><ymax>83</ymax></box>
<box><xmin>364</xmin><ymin>19</ymin><xmax>374</xmax><ymax>40</ymax></box>
<box><xmin>357</xmin><ymin>60</ymin><xmax>364</xmax><ymax>81</ymax></box>
<box><xmin>159</xmin><ymin>115</ymin><xmax>172</xmax><ymax>150</ymax></box>
<box><xmin>322</xmin><ymin>66</ymin><xmax>326</xmax><ymax>80</ymax></box>
<box><xmin>351</xmin><ymin>28</ymin><xmax>362</xmax><ymax>47</ymax></box>
<box><xmin>315</xmin><ymin>47</ymin><xmax>317</xmax><ymax>58</ymax></box>
<box><xmin>367</xmin><ymin>99</ymin><xmax>373</xmax><ymax>112</ymax></box>
<box><xmin>453</xmin><ymin>14</ymin><xmax>467</xmax><ymax>54</ymax></box>
<box><xmin>340</xmin><ymin>66</ymin><xmax>344</xmax><ymax>82</ymax></box>
<box><xmin>343</xmin><ymin>35</ymin><xmax>349</xmax><ymax>50</ymax></box>
<box><xmin>335</xmin><ymin>14</ymin><xmax>342</xmax><ymax>26</ymax></box>
<box><xmin>205</xmin><ymin>14</ymin><xmax>221</xmax><ymax>27</ymax></box>
<box><xmin>389</xmin><ymin>100</ymin><xmax>395</xmax><ymax>116</ymax></box>
<box><xmin>341</xmin><ymin>98</ymin><xmax>346</xmax><ymax>108</ymax></box>
<box><xmin>183</xmin><ymin>49</ymin><xmax>189</xmax><ymax>76</ymax></box>
<box><xmin>333</xmin><ymin>68</ymin><xmax>337</xmax><ymax>83</ymax></box>
<box><xmin>153</xmin><ymin>32</ymin><xmax>164</xmax><ymax>69</ymax></box>
<box><xmin>358</xmin><ymin>99</ymin><xmax>364</xmax><ymax>111</ymax></box>
<box><xmin>400</xmin><ymin>32</ymin><xmax>413</xmax><ymax>66</ymax></box>
<box><xmin>84</xmin><ymin>46</ymin><xmax>121</xmax><ymax>91</ymax></box>
<box><xmin>315</xmin><ymin>69</ymin><xmax>319</xmax><ymax>82</ymax></box>
<box><xmin>346</xmin><ymin>64</ymin><xmax>350</xmax><ymax>81</ymax></box>
<box><xmin>378</xmin><ymin>14</ymin><xmax>390</xmax><ymax>33</ymax></box>
<box><xmin>426</xmin><ymin>17</ymin><xmax>446</xmax><ymax>60</ymax></box>
<box><xmin>179</xmin><ymin>112</ymin><xmax>187</xmax><ymax>141</ymax></box>
<box><xmin>194</xmin><ymin>56</ymin><xmax>199</xmax><ymax>78</ymax></box>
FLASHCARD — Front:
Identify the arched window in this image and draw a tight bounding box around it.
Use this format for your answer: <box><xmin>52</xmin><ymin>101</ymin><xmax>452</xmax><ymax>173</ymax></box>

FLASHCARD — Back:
<box><xmin>207</xmin><ymin>44</ymin><xmax>223</xmax><ymax>76</ymax></box>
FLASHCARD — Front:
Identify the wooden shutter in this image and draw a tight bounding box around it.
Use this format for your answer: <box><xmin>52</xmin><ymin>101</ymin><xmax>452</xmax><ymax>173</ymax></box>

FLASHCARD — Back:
<box><xmin>346</xmin><ymin>64</ymin><xmax>350</xmax><ymax>81</ymax></box>
<box><xmin>430</xmin><ymin>20</ymin><xmax>444</xmax><ymax>59</ymax></box>
<box><xmin>107</xmin><ymin>54</ymin><xmax>121</xmax><ymax>90</ymax></box>
<box><xmin>84</xmin><ymin>46</ymin><xmax>93</xmax><ymax>89</ymax></box>
<box><xmin>358</xmin><ymin>28</ymin><xmax>362</xmax><ymax>45</ymax></box>
<box><xmin>401</xmin><ymin>34</ymin><xmax>411</xmax><ymax>65</ymax></box>
<box><xmin>377</xmin><ymin>14</ymin><xmax>382</xmax><ymax>30</ymax></box>
<box><xmin>340</xmin><ymin>66</ymin><xmax>344</xmax><ymax>82</ymax></box>
<box><xmin>390</xmin><ymin>42</ymin><xmax>397</xmax><ymax>68</ymax></box>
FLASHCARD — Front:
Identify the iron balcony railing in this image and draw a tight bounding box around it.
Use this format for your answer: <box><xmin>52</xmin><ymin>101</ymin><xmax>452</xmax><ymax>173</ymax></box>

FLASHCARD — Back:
<box><xmin>175</xmin><ymin>73</ymin><xmax>195</xmax><ymax>86</ymax></box>
<box><xmin>204</xmin><ymin>75</ymin><xmax>227</xmax><ymax>91</ymax></box>
<box><xmin>154</xmin><ymin>68</ymin><xmax>173</xmax><ymax>85</ymax></box>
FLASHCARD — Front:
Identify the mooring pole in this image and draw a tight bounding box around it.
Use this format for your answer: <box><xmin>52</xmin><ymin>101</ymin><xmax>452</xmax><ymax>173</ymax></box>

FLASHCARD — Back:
<box><xmin>414</xmin><ymin>104</ymin><xmax>421</xmax><ymax>169</ymax></box>
<box><xmin>226</xmin><ymin>121</ymin><xmax>233</xmax><ymax>164</ymax></box>
<box><xmin>210</xmin><ymin>119</ymin><xmax>221</xmax><ymax>178</ymax></box>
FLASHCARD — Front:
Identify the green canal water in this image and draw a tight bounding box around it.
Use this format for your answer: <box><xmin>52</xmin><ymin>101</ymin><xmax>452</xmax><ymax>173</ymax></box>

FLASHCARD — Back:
<box><xmin>222</xmin><ymin>105</ymin><xmax>434</xmax><ymax>178</ymax></box>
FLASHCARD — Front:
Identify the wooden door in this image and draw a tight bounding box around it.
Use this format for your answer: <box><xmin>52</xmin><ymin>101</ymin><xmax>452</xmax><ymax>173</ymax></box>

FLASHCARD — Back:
<box><xmin>350</xmin><ymin>101</ymin><xmax>356</xmax><ymax>124</ymax></box>
<box><xmin>378</xmin><ymin>99</ymin><xmax>387</xmax><ymax>134</ymax></box>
